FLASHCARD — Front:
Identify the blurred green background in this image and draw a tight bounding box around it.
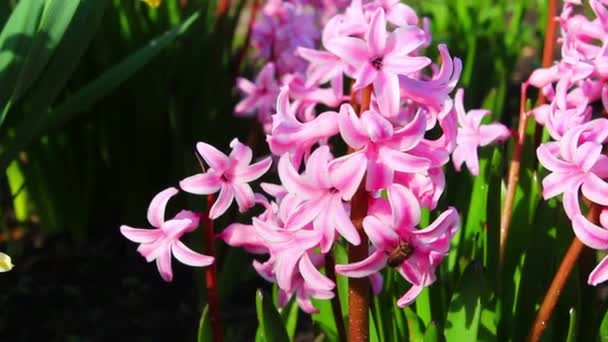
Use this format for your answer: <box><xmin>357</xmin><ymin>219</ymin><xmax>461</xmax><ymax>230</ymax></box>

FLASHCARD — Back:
<box><xmin>2</xmin><ymin>0</ymin><xmax>605</xmax><ymax>341</ymax></box>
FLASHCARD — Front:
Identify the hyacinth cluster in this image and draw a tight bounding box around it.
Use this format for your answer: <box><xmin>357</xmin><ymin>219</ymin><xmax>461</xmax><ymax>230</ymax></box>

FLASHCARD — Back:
<box><xmin>121</xmin><ymin>0</ymin><xmax>510</xmax><ymax>313</ymax></box>
<box><xmin>529</xmin><ymin>0</ymin><xmax>608</xmax><ymax>287</ymax></box>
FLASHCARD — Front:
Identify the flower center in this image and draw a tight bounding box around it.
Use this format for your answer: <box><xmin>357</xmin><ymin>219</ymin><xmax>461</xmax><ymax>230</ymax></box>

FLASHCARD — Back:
<box><xmin>370</xmin><ymin>56</ymin><xmax>383</xmax><ymax>70</ymax></box>
<box><xmin>386</xmin><ymin>240</ymin><xmax>414</xmax><ymax>267</ymax></box>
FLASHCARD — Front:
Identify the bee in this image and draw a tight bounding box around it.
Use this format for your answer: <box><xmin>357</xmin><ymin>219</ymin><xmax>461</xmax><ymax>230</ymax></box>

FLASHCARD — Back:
<box><xmin>386</xmin><ymin>241</ymin><xmax>414</xmax><ymax>268</ymax></box>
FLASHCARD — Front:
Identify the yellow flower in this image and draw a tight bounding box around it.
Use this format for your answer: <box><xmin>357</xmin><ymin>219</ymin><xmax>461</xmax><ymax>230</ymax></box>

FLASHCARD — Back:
<box><xmin>0</xmin><ymin>252</ymin><xmax>13</xmax><ymax>272</ymax></box>
<box><xmin>141</xmin><ymin>0</ymin><xmax>161</xmax><ymax>8</ymax></box>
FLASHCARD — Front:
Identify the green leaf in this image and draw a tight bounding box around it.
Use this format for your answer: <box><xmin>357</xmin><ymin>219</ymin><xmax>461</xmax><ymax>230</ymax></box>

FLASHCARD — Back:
<box><xmin>197</xmin><ymin>305</ymin><xmax>212</xmax><ymax>342</ymax></box>
<box><xmin>256</xmin><ymin>290</ymin><xmax>290</xmax><ymax>342</ymax></box>
<box><xmin>423</xmin><ymin>321</ymin><xmax>444</xmax><ymax>342</ymax></box>
<box><xmin>0</xmin><ymin>0</ymin><xmax>45</xmax><ymax>105</ymax></box>
<box><xmin>566</xmin><ymin>308</ymin><xmax>577</xmax><ymax>342</ymax></box>
<box><xmin>0</xmin><ymin>11</ymin><xmax>200</xmax><ymax>170</ymax></box>
<box><xmin>280</xmin><ymin>296</ymin><xmax>299</xmax><ymax>341</ymax></box>
<box><xmin>9</xmin><ymin>0</ymin><xmax>80</xmax><ymax>105</ymax></box>
<box><xmin>404</xmin><ymin>307</ymin><xmax>425</xmax><ymax>342</ymax></box>
<box><xmin>599</xmin><ymin>308</ymin><xmax>608</xmax><ymax>342</ymax></box>
<box><xmin>445</xmin><ymin>261</ymin><xmax>483</xmax><ymax>341</ymax></box>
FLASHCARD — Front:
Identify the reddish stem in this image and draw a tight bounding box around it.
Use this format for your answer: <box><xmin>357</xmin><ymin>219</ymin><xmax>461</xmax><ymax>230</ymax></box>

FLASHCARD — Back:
<box><xmin>325</xmin><ymin>254</ymin><xmax>347</xmax><ymax>342</ymax></box>
<box><xmin>528</xmin><ymin>204</ymin><xmax>600</xmax><ymax>342</ymax></box>
<box><xmin>348</xmin><ymin>85</ymin><xmax>372</xmax><ymax>342</ymax></box>
<box><xmin>216</xmin><ymin>0</ymin><xmax>229</xmax><ymax>17</ymax></box>
<box><xmin>204</xmin><ymin>194</ymin><xmax>223</xmax><ymax>342</ymax></box>
<box><xmin>498</xmin><ymin>0</ymin><xmax>558</xmax><ymax>278</ymax></box>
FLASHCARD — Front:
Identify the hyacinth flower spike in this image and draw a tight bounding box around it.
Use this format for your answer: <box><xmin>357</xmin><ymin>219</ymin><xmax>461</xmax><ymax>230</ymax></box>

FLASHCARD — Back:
<box><xmin>120</xmin><ymin>187</ymin><xmax>214</xmax><ymax>282</ymax></box>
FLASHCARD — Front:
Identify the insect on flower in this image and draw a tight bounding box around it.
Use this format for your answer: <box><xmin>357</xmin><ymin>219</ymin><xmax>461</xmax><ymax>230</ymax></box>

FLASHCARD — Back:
<box><xmin>386</xmin><ymin>240</ymin><xmax>414</xmax><ymax>267</ymax></box>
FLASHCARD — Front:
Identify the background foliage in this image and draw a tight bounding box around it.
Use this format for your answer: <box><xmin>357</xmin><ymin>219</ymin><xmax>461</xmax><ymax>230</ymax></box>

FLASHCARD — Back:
<box><xmin>0</xmin><ymin>0</ymin><xmax>605</xmax><ymax>341</ymax></box>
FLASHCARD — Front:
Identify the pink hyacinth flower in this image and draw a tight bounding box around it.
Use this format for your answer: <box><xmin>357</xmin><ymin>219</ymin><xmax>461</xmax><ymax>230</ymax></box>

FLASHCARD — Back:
<box><xmin>278</xmin><ymin>146</ymin><xmax>367</xmax><ymax>251</ymax></box>
<box><xmin>180</xmin><ymin>139</ymin><xmax>272</xmax><ymax>219</ymax></box>
<box><xmin>338</xmin><ymin>103</ymin><xmax>430</xmax><ymax>190</ymax></box>
<box><xmin>120</xmin><ymin>187</ymin><xmax>214</xmax><ymax>282</ymax></box>
<box><xmin>536</xmin><ymin>119</ymin><xmax>608</xmax><ymax>214</ymax></box>
<box><xmin>452</xmin><ymin>89</ymin><xmax>511</xmax><ymax>175</ymax></box>
<box><xmin>235</xmin><ymin>63</ymin><xmax>280</xmax><ymax>119</ymax></box>
<box><xmin>336</xmin><ymin>184</ymin><xmax>459</xmax><ymax>306</ymax></box>
<box><xmin>327</xmin><ymin>8</ymin><xmax>430</xmax><ymax>115</ymax></box>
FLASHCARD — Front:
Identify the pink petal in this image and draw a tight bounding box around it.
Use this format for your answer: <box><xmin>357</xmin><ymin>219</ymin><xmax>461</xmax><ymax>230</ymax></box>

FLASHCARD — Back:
<box><xmin>352</xmin><ymin>62</ymin><xmax>378</xmax><ymax>90</ymax></box>
<box><xmin>339</xmin><ymin>104</ymin><xmax>368</xmax><ymax>149</ymax></box>
<box><xmin>330</xmin><ymin>195</ymin><xmax>361</xmax><ymax>245</ymax></box>
<box><xmin>172</xmin><ymin>240</ymin><xmax>214</xmax><ymax>266</ymax></box>
<box><xmin>196</xmin><ymin>142</ymin><xmax>230</xmax><ymax>171</ymax></box>
<box><xmin>218</xmin><ymin>223</ymin><xmax>267</xmax><ymax>253</ymax></box>
<box><xmin>278</xmin><ymin>154</ymin><xmax>318</xmax><ymax>199</ymax></box>
<box><xmin>326</xmin><ymin>36</ymin><xmax>369</xmax><ymax>67</ymax></box>
<box><xmin>305</xmin><ymin>145</ymin><xmax>333</xmax><ymax>189</ymax></box>
<box><xmin>209</xmin><ymin>184</ymin><xmax>235</xmax><ymax>220</ymax></box>
<box><xmin>296</xmin><ymin>291</ymin><xmax>319</xmax><ymax>314</ymax></box>
<box><xmin>251</xmin><ymin>218</ymin><xmax>292</xmax><ymax>243</ymax></box>
<box><xmin>233</xmin><ymin>183</ymin><xmax>255</xmax><ymax>213</ymax></box>
<box><xmin>478</xmin><ymin>123</ymin><xmax>511</xmax><ymax>146</ymax></box>
<box><xmin>412</xmin><ymin>207</ymin><xmax>460</xmax><ymax>245</ymax></box>
<box><xmin>236</xmin><ymin>77</ymin><xmax>256</xmax><ymax>95</ymax></box>
<box><xmin>582</xmin><ymin>173</ymin><xmax>608</xmax><ymax>206</ymax></box>
<box><xmin>363</xmin><ymin>215</ymin><xmax>399</xmax><ymax>251</ymax></box>
<box><xmin>396</xmin><ymin>284</ymin><xmax>424</xmax><ymax>307</ymax></box>
<box><xmin>380</xmin><ymin>148</ymin><xmax>430</xmax><ymax>173</ymax></box>
<box><xmin>541</xmin><ymin>172</ymin><xmax>582</xmax><ymax>199</ymax></box>
<box><xmin>285</xmin><ymin>195</ymin><xmax>330</xmax><ymax>230</ymax></box>
<box><xmin>361</xmin><ymin>110</ymin><xmax>393</xmax><ymax>142</ymax></box>
<box><xmin>156</xmin><ymin>248</ymin><xmax>173</xmax><ymax>282</ymax></box>
<box><xmin>387</xmin><ymin>184</ymin><xmax>421</xmax><ymax>229</ymax></box>
<box><xmin>120</xmin><ymin>225</ymin><xmax>162</xmax><ymax>244</ymax></box>
<box><xmin>370</xmin><ymin>272</ymin><xmax>384</xmax><ymax>295</ymax></box>
<box><xmin>329</xmin><ymin>153</ymin><xmax>367</xmax><ymax>200</ymax></box>
<box><xmin>589</xmin><ymin>255</ymin><xmax>608</xmax><ymax>286</ymax></box>
<box><xmin>383</xmin><ymin>55</ymin><xmax>431</xmax><ymax>75</ymax></box>
<box><xmin>572</xmin><ymin>214</ymin><xmax>608</xmax><ymax>250</ymax></box>
<box><xmin>335</xmin><ymin>251</ymin><xmax>387</xmax><ymax>277</ymax></box>
<box><xmin>147</xmin><ymin>187</ymin><xmax>179</xmax><ymax>228</ymax></box>
<box><xmin>234</xmin><ymin>95</ymin><xmax>258</xmax><ymax>115</ymax></box>
<box><xmin>179</xmin><ymin>172</ymin><xmax>222</xmax><ymax>195</ymax></box>
<box><xmin>299</xmin><ymin>254</ymin><xmax>335</xmax><ymax>291</ymax></box>
<box><xmin>275</xmin><ymin>251</ymin><xmax>301</xmax><ymax>292</ymax></box>
<box><xmin>229</xmin><ymin>138</ymin><xmax>253</xmax><ymax>169</ymax></box>
<box><xmin>373</xmin><ymin>71</ymin><xmax>400</xmax><ymax>116</ymax></box>
<box><xmin>574</xmin><ymin>142</ymin><xmax>602</xmax><ymax>173</ymax></box>
<box><xmin>366</xmin><ymin>159</ymin><xmax>393</xmax><ymax>190</ymax></box>
<box><xmin>537</xmin><ymin>144</ymin><xmax>574</xmax><ymax>173</ymax></box>
<box><xmin>366</xmin><ymin>8</ymin><xmax>387</xmax><ymax>55</ymax></box>
<box><xmin>236</xmin><ymin>157</ymin><xmax>272</xmax><ymax>183</ymax></box>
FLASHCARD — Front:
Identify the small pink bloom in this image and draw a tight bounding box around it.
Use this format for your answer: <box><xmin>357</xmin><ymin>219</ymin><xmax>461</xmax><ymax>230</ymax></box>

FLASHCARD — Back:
<box><xmin>120</xmin><ymin>187</ymin><xmax>214</xmax><ymax>282</ymax></box>
<box><xmin>327</xmin><ymin>8</ymin><xmax>430</xmax><ymax>115</ymax></box>
<box><xmin>364</xmin><ymin>0</ymin><xmax>419</xmax><ymax>27</ymax></box>
<box><xmin>180</xmin><ymin>139</ymin><xmax>272</xmax><ymax>219</ymax></box>
<box><xmin>335</xmin><ymin>184</ymin><xmax>459</xmax><ymax>306</ymax></box>
<box><xmin>452</xmin><ymin>89</ymin><xmax>511</xmax><ymax>175</ymax></box>
<box><xmin>278</xmin><ymin>146</ymin><xmax>366</xmax><ymax>251</ymax></box>
<box><xmin>235</xmin><ymin>63</ymin><xmax>280</xmax><ymax>120</ymax></box>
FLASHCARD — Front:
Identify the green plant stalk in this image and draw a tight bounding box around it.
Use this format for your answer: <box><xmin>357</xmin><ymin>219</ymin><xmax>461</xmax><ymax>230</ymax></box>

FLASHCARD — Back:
<box><xmin>325</xmin><ymin>254</ymin><xmax>347</xmax><ymax>342</ymax></box>
<box><xmin>347</xmin><ymin>85</ymin><xmax>372</xmax><ymax>342</ymax></box>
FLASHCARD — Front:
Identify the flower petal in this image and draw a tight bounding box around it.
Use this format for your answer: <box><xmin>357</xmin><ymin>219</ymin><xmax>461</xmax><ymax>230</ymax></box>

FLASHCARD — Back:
<box><xmin>330</xmin><ymin>195</ymin><xmax>361</xmax><ymax>245</ymax></box>
<box><xmin>589</xmin><ymin>255</ymin><xmax>608</xmax><ymax>286</ymax></box>
<box><xmin>326</xmin><ymin>36</ymin><xmax>369</xmax><ymax>67</ymax></box>
<box><xmin>387</xmin><ymin>184</ymin><xmax>421</xmax><ymax>229</ymax></box>
<box><xmin>363</xmin><ymin>215</ymin><xmax>399</xmax><ymax>251</ymax></box>
<box><xmin>209</xmin><ymin>184</ymin><xmax>235</xmax><ymax>220</ymax></box>
<box><xmin>156</xmin><ymin>248</ymin><xmax>173</xmax><ymax>282</ymax></box>
<box><xmin>335</xmin><ymin>251</ymin><xmax>387</xmax><ymax>277</ymax></box>
<box><xmin>179</xmin><ymin>172</ymin><xmax>222</xmax><ymax>195</ymax></box>
<box><xmin>339</xmin><ymin>104</ymin><xmax>368</xmax><ymax>149</ymax></box>
<box><xmin>572</xmin><ymin>213</ymin><xmax>608</xmax><ymax>250</ymax></box>
<box><xmin>582</xmin><ymin>173</ymin><xmax>608</xmax><ymax>206</ymax></box>
<box><xmin>147</xmin><ymin>187</ymin><xmax>179</xmax><ymax>228</ymax></box>
<box><xmin>380</xmin><ymin>148</ymin><xmax>430</xmax><ymax>173</ymax></box>
<box><xmin>196</xmin><ymin>142</ymin><xmax>230</xmax><ymax>171</ymax></box>
<box><xmin>396</xmin><ymin>283</ymin><xmax>424</xmax><ymax>307</ymax></box>
<box><xmin>299</xmin><ymin>254</ymin><xmax>335</xmax><ymax>291</ymax></box>
<box><xmin>172</xmin><ymin>240</ymin><xmax>214</xmax><ymax>266</ymax></box>
<box><xmin>366</xmin><ymin>8</ymin><xmax>387</xmax><ymax>55</ymax></box>
<box><xmin>237</xmin><ymin>157</ymin><xmax>272</xmax><ymax>183</ymax></box>
<box><xmin>329</xmin><ymin>153</ymin><xmax>367</xmax><ymax>200</ymax></box>
<box><xmin>233</xmin><ymin>183</ymin><xmax>255</xmax><ymax>213</ymax></box>
<box><xmin>373</xmin><ymin>71</ymin><xmax>400</xmax><ymax>116</ymax></box>
<box><xmin>120</xmin><ymin>225</ymin><xmax>162</xmax><ymax>244</ymax></box>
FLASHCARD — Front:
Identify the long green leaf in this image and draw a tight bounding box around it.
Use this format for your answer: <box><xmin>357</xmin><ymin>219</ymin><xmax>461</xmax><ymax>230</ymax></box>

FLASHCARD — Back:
<box><xmin>423</xmin><ymin>321</ymin><xmax>444</xmax><ymax>342</ymax></box>
<box><xmin>9</xmin><ymin>0</ymin><xmax>80</xmax><ymax>105</ymax></box>
<box><xmin>445</xmin><ymin>261</ymin><xmax>483</xmax><ymax>341</ymax></box>
<box><xmin>256</xmin><ymin>290</ymin><xmax>289</xmax><ymax>342</ymax></box>
<box><xmin>197</xmin><ymin>305</ymin><xmax>212</xmax><ymax>342</ymax></box>
<box><xmin>0</xmin><ymin>11</ymin><xmax>199</xmax><ymax>171</ymax></box>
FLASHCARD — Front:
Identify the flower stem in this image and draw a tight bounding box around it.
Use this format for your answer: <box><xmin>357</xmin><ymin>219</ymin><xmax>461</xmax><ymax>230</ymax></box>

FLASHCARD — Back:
<box><xmin>325</xmin><ymin>254</ymin><xmax>347</xmax><ymax>342</ymax></box>
<box><xmin>527</xmin><ymin>203</ymin><xmax>600</xmax><ymax>342</ymax></box>
<box><xmin>498</xmin><ymin>0</ymin><xmax>558</xmax><ymax>281</ymax></box>
<box><xmin>216</xmin><ymin>0</ymin><xmax>229</xmax><ymax>17</ymax></box>
<box><xmin>204</xmin><ymin>194</ymin><xmax>223</xmax><ymax>342</ymax></box>
<box><xmin>347</xmin><ymin>85</ymin><xmax>372</xmax><ymax>342</ymax></box>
